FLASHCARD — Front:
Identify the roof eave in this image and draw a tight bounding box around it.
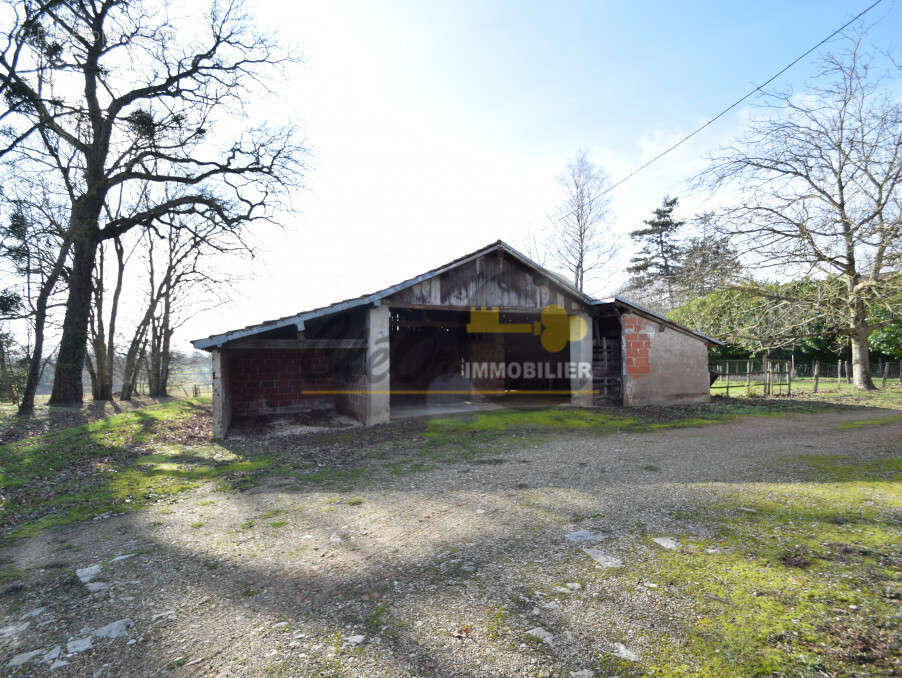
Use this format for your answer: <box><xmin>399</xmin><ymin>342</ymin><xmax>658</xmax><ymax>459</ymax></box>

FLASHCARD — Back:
<box><xmin>591</xmin><ymin>296</ymin><xmax>723</xmax><ymax>346</ymax></box>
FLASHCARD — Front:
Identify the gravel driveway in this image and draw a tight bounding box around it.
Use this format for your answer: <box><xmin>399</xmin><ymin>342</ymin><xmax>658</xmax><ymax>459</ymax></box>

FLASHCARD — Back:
<box><xmin>2</xmin><ymin>407</ymin><xmax>900</xmax><ymax>677</ymax></box>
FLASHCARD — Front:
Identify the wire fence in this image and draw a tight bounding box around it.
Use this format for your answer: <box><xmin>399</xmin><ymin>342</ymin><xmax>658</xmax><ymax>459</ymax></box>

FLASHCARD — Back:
<box><xmin>709</xmin><ymin>358</ymin><xmax>902</xmax><ymax>396</ymax></box>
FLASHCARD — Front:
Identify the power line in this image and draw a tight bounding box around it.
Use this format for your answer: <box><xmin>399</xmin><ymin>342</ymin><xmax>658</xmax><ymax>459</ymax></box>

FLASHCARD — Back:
<box><xmin>559</xmin><ymin>0</ymin><xmax>884</xmax><ymax>214</ymax></box>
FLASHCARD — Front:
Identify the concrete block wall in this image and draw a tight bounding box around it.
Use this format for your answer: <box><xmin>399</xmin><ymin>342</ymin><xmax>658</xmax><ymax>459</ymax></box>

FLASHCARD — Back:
<box><xmin>621</xmin><ymin>313</ymin><xmax>710</xmax><ymax>406</ymax></box>
<box><xmin>336</xmin><ymin>374</ymin><xmax>368</xmax><ymax>422</ymax></box>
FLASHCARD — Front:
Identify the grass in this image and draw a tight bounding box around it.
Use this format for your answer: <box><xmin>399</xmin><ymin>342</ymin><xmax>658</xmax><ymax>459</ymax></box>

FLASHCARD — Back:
<box><xmin>611</xmin><ymin>454</ymin><xmax>902</xmax><ymax>677</ymax></box>
<box><xmin>422</xmin><ymin>397</ymin><xmax>830</xmax><ymax>444</ymax></box>
<box><xmin>712</xmin><ymin>379</ymin><xmax>902</xmax><ymax>410</ymax></box>
<box><xmin>835</xmin><ymin>413</ymin><xmax>902</xmax><ymax>429</ymax></box>
<box><xmin>0</xmin><ymin>397</ymin><xmax>272</xmax><ymax>540</ymax></box>
<box><xmin>0</xmin><ymin>389</ymin><xmax>891</xmax><ymax>542</ymax></box>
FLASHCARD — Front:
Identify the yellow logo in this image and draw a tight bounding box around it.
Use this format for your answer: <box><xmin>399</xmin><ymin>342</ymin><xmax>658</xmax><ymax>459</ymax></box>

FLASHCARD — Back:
<box><xmin>465</xmin><ymin>304</ymin><xmax>587</xmax><ymax>353</ymax></box>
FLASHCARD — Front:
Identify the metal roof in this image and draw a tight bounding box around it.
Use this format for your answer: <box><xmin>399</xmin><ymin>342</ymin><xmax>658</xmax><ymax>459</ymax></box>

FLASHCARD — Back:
<box><xmin>191</xmin><ymin>240</ymin><xmax>721</xmax><ymax>349</ymax></box>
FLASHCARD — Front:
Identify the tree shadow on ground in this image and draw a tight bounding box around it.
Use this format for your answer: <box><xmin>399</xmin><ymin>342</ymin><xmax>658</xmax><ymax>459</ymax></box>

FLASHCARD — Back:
<box><xmin>1</xmin><ymin>398</ymin><xmax>901</xmax><ymax>675</ymax></box>
<box><xmin>0</xmin><ymin>395</ymin><xmax>177</xmax><ymax>445</ymax></box>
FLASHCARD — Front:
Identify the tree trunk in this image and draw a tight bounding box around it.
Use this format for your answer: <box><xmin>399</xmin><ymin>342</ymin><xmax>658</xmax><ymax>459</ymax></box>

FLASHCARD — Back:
<box><xmin>18</xmin><ymin>239</ymin><xmax>73</xmax><ymax>414</ymax></box>
<box><xmin>50</xmin><ymin>234</ymin><xmax>98</xmax><ymax>405</ymax></box>
<box><xmin>89</xmin><ymin>239</ymin><xmax>124</xmax><ymax>401</ymax></box>
<box><xmin>850</xmin><ymin>329</ymin><xmax>875</xmax><ymax>390</ymax></box>
<box><xmin>18</xmin><ymin>305</ymin><xmax>48</xmax><ymax>415</ymax></box>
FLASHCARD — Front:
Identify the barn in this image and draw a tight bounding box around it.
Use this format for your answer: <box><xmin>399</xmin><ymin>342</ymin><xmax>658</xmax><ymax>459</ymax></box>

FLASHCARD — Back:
<box><xmin>191</xmin><ymin>241</ymin><xmax>720</xmax><ymax>437</ymax></box>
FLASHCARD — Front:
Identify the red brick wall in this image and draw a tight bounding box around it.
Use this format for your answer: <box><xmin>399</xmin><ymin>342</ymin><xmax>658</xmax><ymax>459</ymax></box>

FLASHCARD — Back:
<box><xmin>229</xmin><ymin>348</ymin><xmax>359</xmax><ymax>417</ymax></box>
<box><xmin>623</xmin><ymin>315</ymin><xmax>651</xmax><ymax>376</ymax></box>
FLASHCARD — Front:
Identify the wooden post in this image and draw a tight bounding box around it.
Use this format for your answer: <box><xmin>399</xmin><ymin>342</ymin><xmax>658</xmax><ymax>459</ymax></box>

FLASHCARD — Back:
<box><xmin>765</xmin><ymin>360</ymin><xmax>771</xmax><ymax>396</ymax></box>
<box><xmin>746</xmin><ymin>360</ymin><xmax>752</xmax><ymax>395</ymax></box>
<box><xmin>882</xmin><ymin>361</ymin><xmax>890</xmax><ymax>389</ymax></box>
<box><xmin>791</xmin><ymin>352</ymin><xmax>796</xmax><ymax>378</ymax></box>
<box><xmin>846</xmin><ymin>360</ymin><xmax>852</xmax><ymax>384</ymax></box>
<box><xmin>786</xmin><ymin>360</ymin><xmax>791</xmax><ymax>396</ymax></box>
<box><xmin>725</xmin><ymin>361</ymin><xmax>730</xmax><ymax>397</ymax></box>
<box><xmin>837</xmin><ymin>359</ymin><xmax>842</xmax><ymax>391</ymax></box>
<box><xmin>812</xmin><ymin>360</ymin><xmax>819</xmax><ymax>393</ymax></box>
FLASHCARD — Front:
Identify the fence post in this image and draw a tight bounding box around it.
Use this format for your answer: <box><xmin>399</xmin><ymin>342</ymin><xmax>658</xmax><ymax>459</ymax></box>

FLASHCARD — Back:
<box><xmin>725</xmin><ymin>361</ymin><xmax>730</xmax><ymax>397</ymax></box>
<box><xmin>746</xmin><ymin>360</ymin><xmax>752</xmax><ymax>395</ymax></box>
<box><xmin>846</xmin><ymin>360</ymin><xmax>852</xmax><ymax>385</ymax></box>
<box><xmin>882</xmin><ymin>361</ymin><xmax>890</xmax><ymax>389</ymax></box>
<box><xmin>837</xmin><ymin>359</ymin><xmax>842</xmax><ymax>391</ymax></box>
<box><xmin>813</xmin><ymin>360</ymin><xmax>819</xmax><ymax>393</ymax></box>
<box><xmin>786</xmin><ymin>360</ymin><xmax>791</xmax><ymax>397</ymax></box>
<box><xmin>765</xmin><ymin>360</ymin><xmax>772</xmax><ymax>396</ymax></box>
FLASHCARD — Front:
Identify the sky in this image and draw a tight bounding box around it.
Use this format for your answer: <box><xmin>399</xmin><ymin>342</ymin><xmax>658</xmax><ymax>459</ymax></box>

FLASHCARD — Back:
<box><xmin>181</xmin><ymin>0</ymin><xmax>902</xmax><ymax>349</ymax></box>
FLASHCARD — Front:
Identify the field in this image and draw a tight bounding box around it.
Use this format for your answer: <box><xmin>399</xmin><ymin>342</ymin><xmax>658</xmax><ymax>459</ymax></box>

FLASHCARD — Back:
<box><xmin>0</xmin><ymin>390</ymin><xmax>900</xmax><ymax>676</ymax></box>
<box><xmin>712</xmin><ymin>377</ymin><xmax>902</xmax><ymax>409</ymax></box>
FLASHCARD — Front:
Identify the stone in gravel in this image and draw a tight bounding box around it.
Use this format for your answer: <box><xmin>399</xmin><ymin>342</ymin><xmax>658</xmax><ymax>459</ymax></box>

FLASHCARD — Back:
<box><xmin>109</xmin><ymin>554</ymin><xmax>135</xmax><ymax>563</ymax></box>
<box><xmin>565</xmin><ymin>582</ymin><xmax>581</xmax><ymax>591</ymax></box>
<box><xmin>8</xmin><ymin>649</ymin><xmax>42</xmax><ymax>667</ymax></box>
<box><xmin>49</xmin><ymin>659</ymin><xmax>69</xmax><ymax>670</ymax></box>
<box><xmin>553</xmin><ymin>586</ymin><xmax>572</xmax><ymax>594</ymax></box>
<box><xmin>738</xmin><ymin>506</ymin><xmax>757</xmax><ymax>513</ymax></box>
<box><xmin>460</xmin><ymin>562</ymin><xmax>477</xmax><ymax>573</ymax></box>
<box><xmin>151</xmin><ymin>610</ymin><xmax>174</xmax><ymax>621</ymax></box>
<box><xmin>571</xmin><ymin>671</ymin><xmax>594</xmax><ymax>678</ymax></box>
<box><xmin>67</xmin><ymin>637</ymin><xmax>93</xmax><ymax>654</ymax></box>
<box><xmin>43</xmin><ymin>646</ymin><xmax>61</xmax><ymax>662</ymax></box>
<box><xmin>582</xmin><ymin>548</ymin><xmax>623</xmax><ymax>568</ymax></box>
<box><xmin>565</xmin><ymin>529</ymin><xmax>605</xmax><ymax>543</ymax></box>
<box><xmin>21</xmin><ymin>607</ymin><xmax>46</xmax><ymax>619</ymax></box>
<box><xmin>342</xmin><ymin>634</ymin><xmax>365</xmax><ymax>648</ymax></box>
<box><xmin>525</xmin><ymin>627</ymin><xmax>553</xmax><ymax>646</ymax></box>
<box><xmin>705</xmin><ymin>547</ymin><xmax>722</xmax><ymax>554</ymax></box>
<box><xmin>652</xmin><ymin>537</ymin><xmax>679</xmax><ymax>550</ymax></box>
<box><xmin>612</xmin><ymin>642</ymin><xmax>639</xmax><ymax>661</ymax></box>
<box><xmin>1</xmin><ymin>621</ymin><xmax>30</xmax><ymax>638</ymax></box>
<box><xmin>329</xmin><ymin>533</ymin><xmax>343</xmax><ymax>543</ymax></box>
<box><xmin>76</xmin><ymin>564</ymin><xmax>102</xmax><ymax>583</ymax></box>
<box><xmin>86</xmin><ymin>582</ymin><xmax>108</xmax><ymax>593</ymax></box>
<box><xmin>93</xmin><ymin>618</ymin><xmax>132</xmax><ymax>639</ymax></box>
<box><xmin>272</xmin><ymin>621</ymin><xmax>289</xmax><ymax>630</ymax></box>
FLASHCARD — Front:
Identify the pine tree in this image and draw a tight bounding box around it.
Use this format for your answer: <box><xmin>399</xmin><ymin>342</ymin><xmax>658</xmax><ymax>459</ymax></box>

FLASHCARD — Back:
<box><xmin>627</xmin><ymin>196</ymin><xmax>684</xmax><ymax>307</ymax></box>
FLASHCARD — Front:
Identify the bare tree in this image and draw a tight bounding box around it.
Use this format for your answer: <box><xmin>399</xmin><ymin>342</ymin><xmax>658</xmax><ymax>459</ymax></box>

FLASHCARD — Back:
<box><xmin>85</xmin><ymin>236</ymin><xmax>126</xmax><ymax>400</ymax></box>
<box><xmin>700</xmin><ymin>37</ymin><xmax>902</xmax><ymax>390</ymax></box>
<box><xmin>0</xmin><ymin>178</ymin><xmax>72</xmax><ymax>413</ymax></box>
<box><xmin>0</xmin><ymin>0</ymin><xmax>303</xmax><ymax>404</ymax></box>
<box><xmin>120</xmin><ymin>212</ymin><xmax>241</xmax><ymax>399</ymax></box>
<box><xmin>548</xmin><ymin>150</ymin><xmax>618</xmax><ymax>292</ymax></box>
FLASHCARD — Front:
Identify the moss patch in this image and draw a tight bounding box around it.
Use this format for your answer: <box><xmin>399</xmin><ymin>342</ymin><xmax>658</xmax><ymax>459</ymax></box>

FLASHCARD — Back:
<box><xmin>835</xmin><ymin>414</ymin><xmax>902</xmax><ymax>429</ymax></box>
<box><xmin>0</xmin><ymin>399</ymin><xmax>271</xmax><ymax>540</ymax></box>
<box><xmin>611</xmin><ymin>455</ymin><xmax>902</xmax><ymax>676</ymax></box>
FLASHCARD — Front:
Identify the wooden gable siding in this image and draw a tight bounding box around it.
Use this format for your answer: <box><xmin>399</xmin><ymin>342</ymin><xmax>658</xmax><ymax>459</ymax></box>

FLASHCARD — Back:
<box><xmin>387</xmin><ymin>251</ymin><xmax>586</xmax><ymax>311</ymax></box>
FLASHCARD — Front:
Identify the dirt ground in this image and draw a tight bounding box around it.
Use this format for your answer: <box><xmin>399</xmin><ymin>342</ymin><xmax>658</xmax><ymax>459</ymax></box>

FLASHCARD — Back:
<box><xmin>1</xmin><ymin>407</ymin><xmax>901</xmax><ymax>677</ymax></box>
